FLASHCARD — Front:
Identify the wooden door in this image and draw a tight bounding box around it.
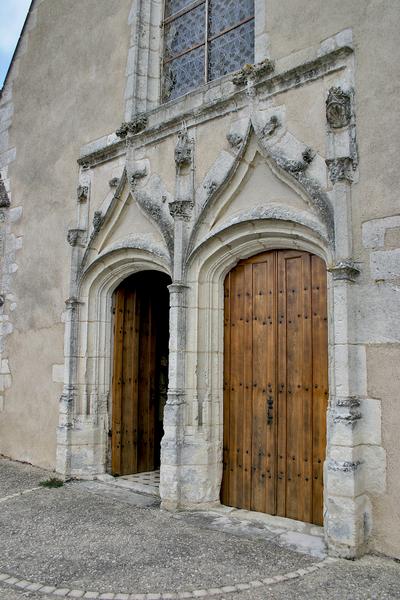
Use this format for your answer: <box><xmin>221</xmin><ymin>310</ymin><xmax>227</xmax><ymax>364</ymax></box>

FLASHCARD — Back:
<box><xmin>111</xmin><ymin>271</ymin><xmax>170</xmax><ymax>476</ymax></box>
<box><xmin>221</xmin><ymin>250</ymin><xmax>328</xmax><ymax>525</ymax></box>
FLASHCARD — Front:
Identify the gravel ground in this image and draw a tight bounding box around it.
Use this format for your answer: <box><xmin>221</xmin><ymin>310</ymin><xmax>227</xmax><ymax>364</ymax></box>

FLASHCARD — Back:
<box><xmin>0</xmin><ymin>457</ymin><xmax>399</xmax><ymax>600</ymax></box>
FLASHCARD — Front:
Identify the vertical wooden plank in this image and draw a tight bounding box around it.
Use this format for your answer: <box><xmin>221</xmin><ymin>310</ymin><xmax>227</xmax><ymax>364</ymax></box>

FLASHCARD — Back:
<box><xmin>147</xmin><ymin>285</ymin><xmax>157</xmax><ymax>471</ymax></box>
<box><xmin>229</xmin><ymin>266</ymin><xmax>245</xmax><ymax>508</ymax></box>
<box><xmin>276</xmin><ymin>252</ymin><xmax>288</xmax><ymax>517</ymax></box>
<box><xmin>251</xmin><ymin>261</ymin><xmax>268</xmax><ymax>513</ymax></box>
<box><xmin>285</xmin><ymin>254</ymin><xmax>302</xmax><ymax>520</ymax></box>
<box><xmin>242</xmin><ymin>264</ymin><xmax>253</xmax><ymax>510</ymax></box>
<box><xmin>265</xmin><ymin>252</ymin><xmax>278</xmax><ymax>515</ymax></box>
<box><xmin>302</xmin><ymin>254</ymin><xmax>314</xmax><ymax>523</ymax></box>
<box><xmin>121</xmin><ymin>289</ymin><xmax>136</xmax><ymax>475</ymax></box>
<box><xmin>111</xmin><ymin>288</ymin><xmax>125</xmax><ymax>476</ymax></box>
<box><xmin>221</xmin><ymin>272</ymin><xmax>231</xmax><ymax>506</ymax></box>
<box><xmin>311</xmin><ymin>255</ymin><xmax>328</xmax><ymax>525</ymax></box>
<box><xmin>138</xmin><ymin>285</ymin><xmax>151</xmax><ymax>473</ymax></box>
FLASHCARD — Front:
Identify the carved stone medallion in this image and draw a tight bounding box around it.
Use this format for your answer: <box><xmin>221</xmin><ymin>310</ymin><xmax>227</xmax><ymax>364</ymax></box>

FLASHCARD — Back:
<box><xmin>326</xmin><ymin>87</ymin><xmax>352</xmax><ymax>129</ymax></box>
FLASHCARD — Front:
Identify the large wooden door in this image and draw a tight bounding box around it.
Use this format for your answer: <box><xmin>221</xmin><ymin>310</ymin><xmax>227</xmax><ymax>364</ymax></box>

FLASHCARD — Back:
<box><xmin>111</xmin><ymin>271</ymin><xmax>170</xmax><ymax>476</ymax></box>
<box><xmin>221</xmin><ymin>250</ymin><xmax>328</xmax><ymax>525</ymax></box>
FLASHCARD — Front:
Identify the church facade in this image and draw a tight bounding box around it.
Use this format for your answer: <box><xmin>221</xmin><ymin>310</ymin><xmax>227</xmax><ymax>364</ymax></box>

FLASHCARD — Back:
<box><xmin>0</xmin><ymin>0</ymin><xmax>399</xmax><ymax>560</ymax></box>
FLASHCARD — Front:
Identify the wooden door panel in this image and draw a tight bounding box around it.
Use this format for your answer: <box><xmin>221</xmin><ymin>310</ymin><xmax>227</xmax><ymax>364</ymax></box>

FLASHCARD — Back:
<box><xmin>222</xmin><ymin>250</ymin><xmax>328</xmax><ymax>525</ymax></box>
<box><xmin>251</xmin><ymin>257</ymin><xmax>276</xmax><ymax>515</ymax></box>
<box><xmin>311</xmin><ymin>255</ymin><xmax>328</xmax><ymax>525</ymax></box>
<box><xmin>112</xmin><ymin>272</ymin><xmax>169</xmax><ymax>477</ymax></box>
<box><xmin>111</xmin><ymin>288</ymin><xmax>125</xmax><ymax>475</ymax></box>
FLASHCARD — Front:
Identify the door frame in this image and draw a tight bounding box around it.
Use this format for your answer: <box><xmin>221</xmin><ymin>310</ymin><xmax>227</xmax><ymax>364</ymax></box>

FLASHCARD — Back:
<box><xmin>180</xmin><ymin>218</ymin><xmax>373</xmax><ymax>558</ymax></box>
<box><xmin>109</xmin><ymin>270</ymin><xmax>171</xmax><ymax>477</ymax></box>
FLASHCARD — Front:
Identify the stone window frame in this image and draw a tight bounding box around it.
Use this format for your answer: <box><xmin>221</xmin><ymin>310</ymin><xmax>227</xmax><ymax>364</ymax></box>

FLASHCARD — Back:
<box><xmin>124</xmin><ymin>0</ymin><xmax>268</xmax><ymax>119</ymax></box>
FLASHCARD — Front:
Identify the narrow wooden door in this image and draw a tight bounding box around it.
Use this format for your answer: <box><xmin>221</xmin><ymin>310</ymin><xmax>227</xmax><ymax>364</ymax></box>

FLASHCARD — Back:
<box><xmin>221</xmin><ymin>250</ymin><xmax>328</xmax><ymax>525</ymax></box>
<box><xmin>111</xmin><ymin>271</ymin><xmax>170</xmax><ymax>476</ymax></box>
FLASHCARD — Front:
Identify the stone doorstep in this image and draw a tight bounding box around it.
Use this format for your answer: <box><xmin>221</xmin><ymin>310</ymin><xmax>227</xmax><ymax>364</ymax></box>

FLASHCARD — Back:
<box><xmin>96</xmin><ymin>474</ymin><xmax>160</xmax><ymax>498</ymax></box>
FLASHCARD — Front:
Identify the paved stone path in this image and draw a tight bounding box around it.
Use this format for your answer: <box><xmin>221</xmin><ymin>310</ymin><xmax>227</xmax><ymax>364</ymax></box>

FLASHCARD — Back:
<box><xmin>0</xmin><ymin>458</ymin><xmax>399</xmax><ymax>600</ymax></box>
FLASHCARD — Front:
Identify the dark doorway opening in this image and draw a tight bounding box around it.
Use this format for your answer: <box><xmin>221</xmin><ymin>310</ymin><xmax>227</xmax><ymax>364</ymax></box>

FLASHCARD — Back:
<box><xmin>111</xmin><ymin>270</ymin><xmax>171</xmax><ymax>476</ymax></box>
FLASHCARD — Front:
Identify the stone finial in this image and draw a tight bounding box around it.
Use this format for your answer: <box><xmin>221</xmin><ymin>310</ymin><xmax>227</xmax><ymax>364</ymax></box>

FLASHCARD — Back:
<box><xmin>232</xmin><ymin>58</ymin><xmax>274</xmax><ymax>86</ymax></box>
<box><xmin>116</xmin><ymin>114</ymin><xmax>148</xmax><ymax>139</ymax></box>
<box><xmin>0</xmin><ymin>175</ymin><xmax>10</xmax><ymax>208</ymax></box>
<box><xmin>326</xmin><ymin>86</ymin><xmax>352</xmax><ymax>129</ymax></box>
<box><xmin>175</xmin><ymin>124</ymin><xmax>192</xmax><ymax>167</ymax></box>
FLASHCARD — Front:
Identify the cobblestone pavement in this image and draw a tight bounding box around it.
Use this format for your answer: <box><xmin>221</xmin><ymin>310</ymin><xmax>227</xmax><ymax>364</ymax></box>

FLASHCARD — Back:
<box><xmin>0</xmin><ymin>458</ymin><xmax>399</xmax><ymax>600</ymax></box>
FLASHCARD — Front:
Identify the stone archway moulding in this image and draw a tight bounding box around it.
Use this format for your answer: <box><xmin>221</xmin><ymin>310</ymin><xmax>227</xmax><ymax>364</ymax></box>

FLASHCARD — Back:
<box><xmin>56</xmin><ymin>247</ymin><xmax>171</xmax><ymax>478</ymax></box>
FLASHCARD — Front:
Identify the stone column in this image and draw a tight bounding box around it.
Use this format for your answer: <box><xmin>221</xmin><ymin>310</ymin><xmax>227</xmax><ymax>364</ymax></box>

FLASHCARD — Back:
<box><xmin>160</xmin><ymin>125</ymin><xmax>194</xmax><ymax>508</ymax></box>
<box><xmin>324</xmin><ymin>86</ymin><xmax>370</xmax><ymax>557</ymax></box>
<box><xmin>56</xmin><ymin>175</ymin><xmax>89</xmax><ymax>477</ymax></box>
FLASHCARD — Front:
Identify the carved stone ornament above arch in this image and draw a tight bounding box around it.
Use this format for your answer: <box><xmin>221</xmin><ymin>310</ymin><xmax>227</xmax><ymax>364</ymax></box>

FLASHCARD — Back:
<box><xmin>78</xmin><ymin>168</ymin><xmax>174</xmax><ymax>279</ymax></box>
<box><xmin>188</xmin><ymin>109</ymin><xmax>335</xmax><ymax>262</ymax></box>
<box><xmin>187</xmin><ymin>204</ymin><xmax>330</xmax><ymax>268</ymax></box>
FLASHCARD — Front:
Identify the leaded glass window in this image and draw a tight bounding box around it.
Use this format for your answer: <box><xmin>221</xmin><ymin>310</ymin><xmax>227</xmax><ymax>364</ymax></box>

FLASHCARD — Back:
<box><xmin>163</xmin><ymin>0</ymin><xmax>254</xmax><ymax>102</ymax></box>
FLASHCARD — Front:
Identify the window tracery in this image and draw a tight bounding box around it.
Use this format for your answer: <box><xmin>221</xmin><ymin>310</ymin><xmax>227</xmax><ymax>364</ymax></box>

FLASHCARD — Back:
<box><xmin>163</xmin><ymin>0</ymin><xmax>255</xmax><ymax>101</ymax></box>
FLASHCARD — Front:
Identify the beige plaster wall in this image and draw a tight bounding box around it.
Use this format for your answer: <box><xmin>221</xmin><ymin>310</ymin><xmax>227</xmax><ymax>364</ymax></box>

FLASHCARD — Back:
<box><xmin>366</xmin><ymin>346</ymin><xmax>400</xmax><ymax>559</ymax></box>
<box><xmin>0</xmin><ymin>0</ymin><xmax>132</xmax><ymax>469</ymax></box>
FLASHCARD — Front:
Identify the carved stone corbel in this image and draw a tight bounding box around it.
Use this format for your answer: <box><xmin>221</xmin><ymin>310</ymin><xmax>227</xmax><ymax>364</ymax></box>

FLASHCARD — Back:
<box><xmin>67</xmin><ymin>228</ymin><xmax>86</xmax><ymax>247</ymax></box>
<box><xmin>116</xmin><ymin>114</ymin><xmax>148</xmax><ymax>139</ymax></box>
<box><xmin>328</xmin><ymin>259</ymin><xmax>360</xmax><ymax>282</ymax></box>
<box><xmin>0</xmin><ymin>175</ymin><xmax>10</xmax><ymax>208</ymax></box>
<box><xmin>168</xmin><ymin>199</ymin><xmax>194</xmax><ymax>222</ymax></box>
<box><xmin>232</xmin><ymin>58</ymin><xmax>275</xmax><ymax>86</ymax></box>
<box><xmin>326</xmin><ymin>157</ymin><xmax>355</xmax><ymax>185</ymax></box>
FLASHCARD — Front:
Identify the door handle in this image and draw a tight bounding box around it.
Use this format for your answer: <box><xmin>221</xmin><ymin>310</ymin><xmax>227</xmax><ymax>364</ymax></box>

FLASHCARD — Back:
<box><xmin>267</xmin><ymin>397</ymin><xmax>273</xmax><ymax>425</ymax></box>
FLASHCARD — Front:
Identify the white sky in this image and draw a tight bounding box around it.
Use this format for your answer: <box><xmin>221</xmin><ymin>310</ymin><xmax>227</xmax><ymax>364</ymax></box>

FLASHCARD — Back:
<box><xmin>0</xmin><ymin>0</ymin><xmax>32</xmax><ymax>87</ymax></box>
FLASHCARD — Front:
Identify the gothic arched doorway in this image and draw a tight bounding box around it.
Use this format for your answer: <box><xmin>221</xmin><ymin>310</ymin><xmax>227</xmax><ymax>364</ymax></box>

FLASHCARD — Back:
<box><xmin>111</xmin><ymin>271</ymin><xmax>171</xmax><ymax>476</ymax></box>
<box><xmin>221</xmin><ymin>250</ymin><xmax>328</xmax><ymax>525</ymax></box>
